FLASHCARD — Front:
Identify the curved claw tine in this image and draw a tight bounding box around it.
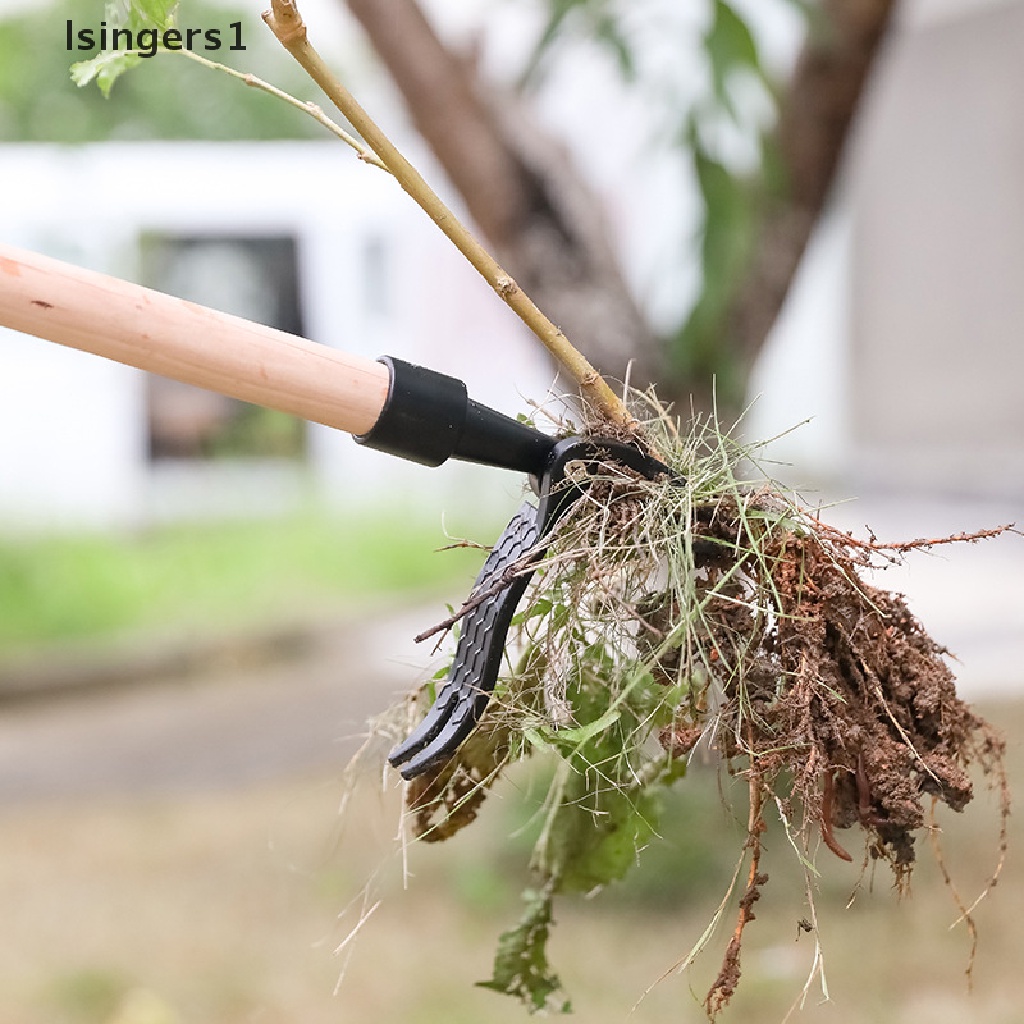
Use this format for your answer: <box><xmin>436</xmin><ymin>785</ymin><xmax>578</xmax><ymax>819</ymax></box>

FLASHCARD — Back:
<box><xmin>387</xmin><ymin>435</ymin><xmax>686</xmax><ymax>782</ymax></box>
<box><xmin>388</xmin><ymin>683</ymin><xmax>462</xmax><ymax>767</ymax></box>
<box><xmin>391</xmin><ymin>693</ymin><xmax>482</xmax><ymax>779</ymax></box>
<box><xmin>389</xmin><ymin>502</ymin><xmax>540</xmax><ymax>779</ymax></box>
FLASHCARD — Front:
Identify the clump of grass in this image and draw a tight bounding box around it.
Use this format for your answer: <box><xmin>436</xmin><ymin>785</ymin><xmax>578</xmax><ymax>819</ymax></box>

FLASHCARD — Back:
<box><xmin>374</xmin><ymin>395</ymin><xmax>1013</xmax><ymax>1017</ymax></box>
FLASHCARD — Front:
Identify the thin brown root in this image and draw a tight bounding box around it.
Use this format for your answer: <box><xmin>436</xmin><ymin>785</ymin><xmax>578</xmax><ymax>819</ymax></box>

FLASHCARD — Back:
<box><xmin>927</xmin><ymin>801</ymin><xmax>979</xmax><ymax>988</ymax></box>
<box><xmin>706</xmin><ymin>771</ymin><xmax>767</xmax><ymax>1017</ymax></box>
<box><xmin>414</xmin><ymin>548</ymin><xmax>539</xmax><ymax>645</ymax></box>
<box><xmin>815</xmin><ymin>520</ymin><xmax>1018</xmax><ymax>563</ymax></box>
<box><xmin>927</xmin><ymin>727</ymin><xmax>1012</xmax><ymax>988</ymax></box>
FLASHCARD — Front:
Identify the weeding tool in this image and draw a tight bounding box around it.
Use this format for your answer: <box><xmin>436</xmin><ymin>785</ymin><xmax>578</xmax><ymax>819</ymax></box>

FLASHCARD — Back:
<box><xmin>0</xmin><ymin>243</ymin><xmax>671</xmax><ymax>778</ymax></box>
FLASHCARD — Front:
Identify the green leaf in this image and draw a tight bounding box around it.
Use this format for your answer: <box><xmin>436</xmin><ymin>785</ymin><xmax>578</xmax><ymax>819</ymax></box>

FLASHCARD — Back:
<box><xmin>671</xmin><ymin>120</ymin><xmax>759</xmax><ymax>393</ymax></box>
<box><xmin>539</xmin><ymin>707</ymin><xmax>620</xmax><ymax>750</ymax></box>
<box><xmin>70</xmin><ymin>0</ymin><xmax>179</xmax><ymax>96</ymax></box>
<box><xmin>705</xmin><ymin>0</ymin><xmax>764</xmax><ymax>116</ymax></box>
<box><xmin>109</xmin><ymin>0</ymin><xmax>179</xmax><ymax>33</ymax></box>
<box><xmin>693</xmin><ymin>139</ymin><xmax>755</xmax><ymax>284</ymax></box>
<box><xmin>477</xmin><ymin>890</ymin><xmax>571</xmax><ymax>1014</ymax></box>
<box><xmin>511</xmin><ymin>597</ymin><xmax>553</xmax><ymax>627</ymax></box>
<box><xmin>550</xmin><ymin>776</ymin><xmax>661</xmax><ymax>894</ymax></box>
<box><xmin>593</xmin><ymin>12</ymin><xmax>635</xmax><ymax>81</ymax></box>
<box><xmin>519</xmin><ymin>0</ymin><xmax>635</xmax><ymax>89</ymax></box>
<box><xmin>71</xmin><ymin>51</ymin><xmax>142</xmax><ymax>97</ymax></box>
<box><xmin>519</xmin><ymin>0</ymin><xmax>589</xmax><ymax>89</ymax></box>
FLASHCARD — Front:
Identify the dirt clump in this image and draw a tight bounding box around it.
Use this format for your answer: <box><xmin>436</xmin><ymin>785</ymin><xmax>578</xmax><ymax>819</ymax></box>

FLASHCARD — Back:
<box><xmin>679</xmin><ymin>494</ymin><xmax>1009</xmax><ymax>1013</ymax></box>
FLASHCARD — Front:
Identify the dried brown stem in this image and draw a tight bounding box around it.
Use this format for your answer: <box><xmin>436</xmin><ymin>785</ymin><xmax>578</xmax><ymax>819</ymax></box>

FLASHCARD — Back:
<box><xmin>413</xmin><ymin>551</ymin><xmax>538</xmax><ymax>646</ymax></box>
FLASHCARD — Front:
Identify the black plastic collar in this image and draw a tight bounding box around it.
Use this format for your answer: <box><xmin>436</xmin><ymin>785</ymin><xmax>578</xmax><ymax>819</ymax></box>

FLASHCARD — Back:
<box><xmin>355</xmin><ymin>355</ymin><xmax>554</xmax><ymax>475</ymax></box>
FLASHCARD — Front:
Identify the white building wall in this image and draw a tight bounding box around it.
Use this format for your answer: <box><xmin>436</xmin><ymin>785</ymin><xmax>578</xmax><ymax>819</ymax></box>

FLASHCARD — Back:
<box><xmin>847</xmin><ymin>0</ymin><xmax>1024</xmax><ymax>497</ymax></box>
<box><xmin>0</xmin><ymin>326</ymin><xmax>145</xmax><ymax>526</ymax></box>
<box><xmin>748</xmin><ymin>0</ymin><xmax>1024</xmax><ymax>497</ymax></box>
<box><xmin>745</xmin><ymin>206</ymin><xmax>852</xmax><ymax>486</ymax></box>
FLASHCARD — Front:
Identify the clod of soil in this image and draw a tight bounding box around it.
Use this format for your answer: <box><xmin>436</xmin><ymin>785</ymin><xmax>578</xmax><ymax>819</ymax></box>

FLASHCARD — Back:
<box><xmin>694</xmin><ymin>499</ymin><xmax>1004</xmax><ymax>877</ymax></box>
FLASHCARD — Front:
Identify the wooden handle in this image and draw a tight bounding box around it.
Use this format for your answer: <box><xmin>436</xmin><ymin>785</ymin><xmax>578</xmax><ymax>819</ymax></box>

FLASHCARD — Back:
<box><xmin>0</xmin><ymin>243</ymin><xmax>390</xmax><ymax>437</ymax></box>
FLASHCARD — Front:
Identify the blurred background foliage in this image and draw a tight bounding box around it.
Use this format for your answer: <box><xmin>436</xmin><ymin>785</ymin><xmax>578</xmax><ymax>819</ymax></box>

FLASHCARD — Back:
<box><xmin>522</xmin><ymin>0</ymin><xmax>794</xmax><ymax>396</ymax></box>
<box><xmin>0</xmin><ymin>0</ymin><xmax>813</xmax><ymax>648</ymax></box>
<box><xmin>0</xmin><ymin>0</ymin><xmax>322</xmax><ymax>141</ymax></box>
<box><xmin>0</xmin><ymin>513</ymin><xmax>481</xmax><ymax>657</ymax></box>
<box><xmin>323</xmin><ymin>0</ymin><xmax>886</xmax><ymax>410</ymax></box>
<box><xmin>0</xmin><ymin>0</ymin><xmax>894</xmax><ymax>652</ymax></box>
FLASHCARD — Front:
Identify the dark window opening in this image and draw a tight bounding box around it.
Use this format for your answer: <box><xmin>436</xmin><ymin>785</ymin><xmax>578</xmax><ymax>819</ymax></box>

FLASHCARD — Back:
<box><xmin>142</xmin><ymin>234</ymin><xmax>307</xmax><ymax>461</ymax></box>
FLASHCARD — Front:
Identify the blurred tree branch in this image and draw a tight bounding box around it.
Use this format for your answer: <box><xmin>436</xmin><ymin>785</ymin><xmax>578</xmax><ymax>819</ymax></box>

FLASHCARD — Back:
<box><xmin>342</xmin><ymin>0</ymin><xmax>663</xmax><ymax>396</ymax></box>
<box><xmin>728</xmin><ymin>0</ymin><xmax>899</xmax><ymax>380</ymax></box>
<box><xmin>340</xmin><ymin>0</ymin><xmax>898</xmax><ymax>415</ymax></box>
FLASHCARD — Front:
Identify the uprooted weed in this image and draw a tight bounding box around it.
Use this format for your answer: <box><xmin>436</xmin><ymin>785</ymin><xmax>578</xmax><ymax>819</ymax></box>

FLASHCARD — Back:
<box><xmin>377</xmin><ymin>398</ymin><xmax>1012</xmax><ymax>1017</ymax></box>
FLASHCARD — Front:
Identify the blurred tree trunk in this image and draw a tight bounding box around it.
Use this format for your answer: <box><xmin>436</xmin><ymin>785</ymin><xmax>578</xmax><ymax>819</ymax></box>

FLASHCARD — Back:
<box><xmin>342</xmin><ymin>0</ymin><xmax>897</xmax><ymax>412</ymax></box>
<box><xmin>729</xmin><ymin>0</ymin><xmax>898</xmax><ymax>372</ymax></box>
<box><xmin>343</xmin><ymin>0</ymin><xmax>661</xmax><ymax>396</ymax></box>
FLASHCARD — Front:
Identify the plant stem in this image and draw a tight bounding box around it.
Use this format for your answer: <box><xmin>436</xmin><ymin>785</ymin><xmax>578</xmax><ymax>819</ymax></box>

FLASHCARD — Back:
<box><xmin>262</xmin><ymin>0</ymin><xmax>635</xmax><ymax>430</ymax></box>
<box><xmin>174</xmin><ymin>49</ymin><xmax>388</xmax><ymax>171</ymax></box>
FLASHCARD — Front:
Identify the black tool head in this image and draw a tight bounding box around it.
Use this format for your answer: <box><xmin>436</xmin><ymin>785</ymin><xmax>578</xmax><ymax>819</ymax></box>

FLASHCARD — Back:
<box><xmin>388</xmin><ymin>436</ymin><xmax>676</xmax><ymax>780</ymax></box>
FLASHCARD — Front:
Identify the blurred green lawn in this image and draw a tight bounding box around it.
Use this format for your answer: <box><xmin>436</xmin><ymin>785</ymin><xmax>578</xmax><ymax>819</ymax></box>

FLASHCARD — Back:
<box><xmin>0</xmin><ymin>512</ymin><xmax>484</xmax><ymax>656</ymax></box>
